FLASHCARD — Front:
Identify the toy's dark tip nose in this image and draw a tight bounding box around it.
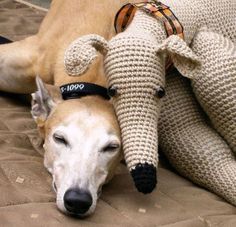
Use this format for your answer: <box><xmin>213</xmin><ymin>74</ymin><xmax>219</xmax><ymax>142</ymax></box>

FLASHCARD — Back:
<box><xmin>131</xmin><ymin>163</ymin><xmax>157</xmax><ymax>194</ymax></box>
<box><xmin>64</xmin><ymin>188</ymin><xmax>92</xmax><ymax>215</ymax></box>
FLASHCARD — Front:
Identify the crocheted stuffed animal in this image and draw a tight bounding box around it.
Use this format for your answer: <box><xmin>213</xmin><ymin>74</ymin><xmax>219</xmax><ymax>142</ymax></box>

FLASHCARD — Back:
<box><xmin>63</xmin><ymin>0</ymin><xmax>236</xmax><ymax>205</ymax></box>
<box><xmin>189</xmin><ymin>28</ymin><xmax>236</xmax><ymax>153</ymax></box>
<box><xmin>158</xmin><ymin>28</ymin><xmax>236</xmax><ymax>206</ymax></box>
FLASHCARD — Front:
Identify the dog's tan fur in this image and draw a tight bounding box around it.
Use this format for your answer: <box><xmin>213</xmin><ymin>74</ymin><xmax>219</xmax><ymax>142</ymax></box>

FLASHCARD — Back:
<box><xmin>0</xmin><ymin>0</ymin><xmax>134</xmax><ymax>217</ymax></box>
<box><xmin>0</xmin><ymin>0</ymin><xmax>132</xmax><ymax>137</ymax></box>
<box><xmin>0</xmin><ymin>0</ymin><xmax>133</xmax><ymax>136</ymax></box>
<box><xmin>0</xmin><ymin>0</ymin><xmax>129</xmax><ymax>91</ymax></box>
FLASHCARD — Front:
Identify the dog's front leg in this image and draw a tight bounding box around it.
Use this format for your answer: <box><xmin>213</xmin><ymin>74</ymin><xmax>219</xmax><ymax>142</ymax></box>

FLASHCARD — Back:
<box><xmin>0</xmin><ymin>35</ymin><xmax>39</xmax><ymax>94</ymax></box>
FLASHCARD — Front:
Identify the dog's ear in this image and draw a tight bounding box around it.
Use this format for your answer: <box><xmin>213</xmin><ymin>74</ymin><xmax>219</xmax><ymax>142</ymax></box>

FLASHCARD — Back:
<box><xmin>64</xmin><ymin>34</ymin><xmax>108</xmax><ymax>76</ymax></box>
<box><xmin>31</xmin><ymin>76</ymin><xmax>62</xmax><ymax>134</ymax></box>
<box><xmin>156</xmin><ymin>35</ymin><xmax>200</xmax><ymax>78</ymax></box>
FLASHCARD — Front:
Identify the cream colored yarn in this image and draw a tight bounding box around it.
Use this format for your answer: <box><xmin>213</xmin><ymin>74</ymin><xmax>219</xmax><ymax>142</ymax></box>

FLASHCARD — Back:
<box><xmin>104</xmin><ymin>10</ymin><xmax>199</xmax><ymax>193</ymax></box>
<box><xmin>159</xmin><ymin>69</ymin><xmax>236</xmax><ymax>206</ymax></box>
<box><xmin>64</xmin><ymin>34</ymin><xmax>108</xmax><ymax>76</ymax></box>
<box><xmin>196</xmin><ymin>0</ymin><xmax>236</xmax><ymax>43</ymax></box>
<box><xmin>103</xmin><ymin>0</ymin><xmax>236</xmax><ymax>199</ymax></box>
<box><xmin>160</xmin><ymin>0</ymin><xmax>236</xmax><ymax>44</ymax></box>
<box><xmin>190</xmin><ymin>29</ymin><xmax>236</xmax><ymax>152</ymax></box>
<box><xmin>104</xmin><ymin>23</ymin><xmax>165</xmax><ymax>173</ymax></box>
<box><xmin>104</xmin><ymin>22</ymin><xmax>167</xmax><ymax>192</ymax></box>
<box><xmin>63</xmin><ymin>0</ymin><xmax>236</xmax><ymax>198</ymax></box>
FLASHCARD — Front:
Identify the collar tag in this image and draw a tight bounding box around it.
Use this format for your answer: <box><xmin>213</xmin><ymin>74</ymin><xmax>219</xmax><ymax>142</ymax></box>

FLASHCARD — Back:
<box><xmin>60</xmin><ymin>82</ymin><xmax>110</xmax><ymax>100</ymax></box>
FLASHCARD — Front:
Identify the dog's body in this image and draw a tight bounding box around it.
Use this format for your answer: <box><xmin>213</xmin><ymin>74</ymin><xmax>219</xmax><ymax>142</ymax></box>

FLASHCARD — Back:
<box><xmin>0</xmin><ymin>0</ymin><xmax>134</xmax><ymax>217</ymax></box>
<box><xmin>0</xmin><ymin>0</ymin><xmax>124</xmax><ymax>92</ymax></box>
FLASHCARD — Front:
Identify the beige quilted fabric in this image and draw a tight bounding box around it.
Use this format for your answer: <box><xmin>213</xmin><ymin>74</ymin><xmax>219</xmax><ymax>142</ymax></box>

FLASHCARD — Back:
<box><xmin>190</xmin><ymin>29</ymin><xmax>236</xmax><ymax>153</ymax></box>
<box><xmin>159</xmin><ymin>69</ymin><xmax>236</xmax><ymax>206</ymax></box>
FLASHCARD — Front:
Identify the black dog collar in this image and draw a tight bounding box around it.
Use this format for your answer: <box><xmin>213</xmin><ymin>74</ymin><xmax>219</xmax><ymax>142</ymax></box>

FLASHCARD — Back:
<box><xmin>60</xmin><ymin>82</ymin><xmax>110</xmax><ymax>100</ymax></box>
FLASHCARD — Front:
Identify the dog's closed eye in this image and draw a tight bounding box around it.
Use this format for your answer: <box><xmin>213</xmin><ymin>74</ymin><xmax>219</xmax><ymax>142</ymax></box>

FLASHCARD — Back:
<box><xmin>53</xmin><ymin>133</ymin><xmax>68</xmax><ymax>146</ymax></box>
<box><xmin>102</xmin><ymin>143</ymin><xmax>120</xmax><ymax>152</ymax></box>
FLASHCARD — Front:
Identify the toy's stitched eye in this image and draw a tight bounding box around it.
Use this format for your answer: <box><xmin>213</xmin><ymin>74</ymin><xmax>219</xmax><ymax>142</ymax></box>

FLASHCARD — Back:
<box><xmin>107</xmin><ymin>86</ymin><xmax>117</xmax><ymax>97</ymax></box>
<box><xmin>53</xmin><ymin>134</ymin><xmax>68</xmax><ymax>146</ymax></box>
<box><xmin>102</xmin><ymin>143</ymin><xmax>120</xmax><ymax>152</ymax></box>
<box><xmin>155</xmin><ymin>86</ymin><xmax>165</xmax><ymax>98</ymax></box>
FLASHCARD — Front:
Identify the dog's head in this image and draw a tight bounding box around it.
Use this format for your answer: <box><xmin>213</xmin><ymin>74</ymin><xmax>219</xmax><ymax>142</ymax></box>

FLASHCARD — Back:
<box><xmin>31</xmin><ymin>77</ymin><xmax>122</xmax><ymax>217</ymax></box>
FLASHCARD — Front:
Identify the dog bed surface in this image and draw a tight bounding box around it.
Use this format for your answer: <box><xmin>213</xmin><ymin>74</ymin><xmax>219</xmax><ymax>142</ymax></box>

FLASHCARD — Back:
<box><xmin>14</xmin><ymin>0</ymin><xmax>50</xmax><ymax>12</ymax></box>
<box><xmin>0</xmin><ymin>1</ymin><xmax>235</xmax><ymax>226</ymax></box>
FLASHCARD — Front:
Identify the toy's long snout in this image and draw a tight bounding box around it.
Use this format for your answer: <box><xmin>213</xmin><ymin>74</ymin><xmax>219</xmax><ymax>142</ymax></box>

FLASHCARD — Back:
<box><xmin>104</xmin><ymin>33</ymin><xmax>166</xmax><ymax>193</ymax></box>
<box><xmin>113</xmin><ymin>93</ymin><xmax>160</xmax><ymax>193</ymax></box>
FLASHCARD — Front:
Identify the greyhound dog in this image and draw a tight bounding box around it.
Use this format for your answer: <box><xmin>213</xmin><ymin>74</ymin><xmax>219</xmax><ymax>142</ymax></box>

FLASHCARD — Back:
<box><xmin>0</xmin><ymin>0</ymin><xmax>134</xmax><ymax>217</ymax></box>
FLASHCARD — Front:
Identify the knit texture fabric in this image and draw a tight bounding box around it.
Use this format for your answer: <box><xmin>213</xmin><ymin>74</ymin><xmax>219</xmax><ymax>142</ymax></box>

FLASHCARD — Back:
<box><xmin>63</xmin><ymin>0</ymin><xmax>236</xmax><ymax>196</ymax></box>
<box><xmin>197</xmin><ymin>0</ymin><xmax>236</xmax><ymax>43</ymax></box>
<box><xmin>190</xmin><ymin>29</ymin><xmax>236</xmax><ymax>153</ymax></box>
<box><xmin>104</xmin><ymin>7</ymin><xmax>201</xmax><ymax>192</ymax></box>
<box><xmin>64</xmin><ymin>34</ymin><xmax>108</xmax><ymax>76</ymax></box>
<box><xmin>104</xmin><ymin>0</ymin><xmax>235</xmax><ymax>198</ymax></box>
<box><xmin>104</xmin><ymin>0</ymin><xmax>236</xmax><ymax>195</ymax></box>
<box><xmin>159</xmin><ymin>69</ymin><xmax>236</xmax><ymax>206</ymax></box>
<box><xmin>160</xmin><ymin>0</ymin><xmax>236</xmax><ymax>44</ymax></box>
<box><xmin>104</xmin><ymin>11</ymin><xmax>167</xmax><ymax>193</ymax></box>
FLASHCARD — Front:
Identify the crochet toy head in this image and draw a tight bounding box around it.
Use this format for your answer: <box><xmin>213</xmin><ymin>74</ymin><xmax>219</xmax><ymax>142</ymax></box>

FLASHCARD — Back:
<box><xmin>107</xmin><ymin>35</ymin><xmax>199</xmax><ymax>194</ymax></box>
<box><xmin>63</xmin><ymin>29</ymin><xmax>199</xmax><ymax>194</ymax></box>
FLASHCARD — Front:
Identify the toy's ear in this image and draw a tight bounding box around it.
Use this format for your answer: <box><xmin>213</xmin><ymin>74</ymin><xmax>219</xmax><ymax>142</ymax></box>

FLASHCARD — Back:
<box><xmin>64</xmin><ymin>34</ymin><xmax>108</xmax><ymax>76</ymax></box>
<box><xmin>156</xmin><ymin>35</ymin><xmax>200</xmax><ymax>78</ymax></box>
<box><xmin>31</xmin><ymin>76</ymin><xmax>62</xmax><ymax>135</ymax></box>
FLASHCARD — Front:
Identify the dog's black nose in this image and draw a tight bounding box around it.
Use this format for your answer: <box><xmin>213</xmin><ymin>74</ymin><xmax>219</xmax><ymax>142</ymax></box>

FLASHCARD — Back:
<box><xmin>64</xmin><ymin>188</ymin><xmax>92</xmax><ymax>215</ymax></box>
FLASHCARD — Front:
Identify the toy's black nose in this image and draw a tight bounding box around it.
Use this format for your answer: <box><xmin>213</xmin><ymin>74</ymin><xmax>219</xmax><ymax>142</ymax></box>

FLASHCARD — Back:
<box><xmin>64</xmin><ymin>188</ymin><xmax>92</xmax><ymax>215</ymax></box>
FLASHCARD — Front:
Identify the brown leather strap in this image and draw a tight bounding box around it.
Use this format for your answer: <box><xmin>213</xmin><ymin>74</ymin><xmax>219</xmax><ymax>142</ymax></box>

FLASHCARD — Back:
<box><xmin>114</xmin><ymin>0</ymin><xmax>184</xmax><ymax>39</ymax></box>
<box><xmin>114</xmin><ymin>1</ymin><xmax>184</xmax><ymax>71</ymax></box>
<box><xmin>114</xmin><ymin>4</ymin><xmax>137</xmax><ymax>34</ymax></box>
